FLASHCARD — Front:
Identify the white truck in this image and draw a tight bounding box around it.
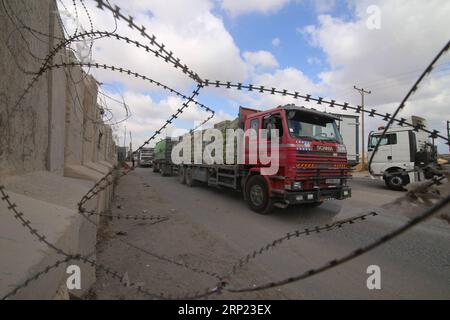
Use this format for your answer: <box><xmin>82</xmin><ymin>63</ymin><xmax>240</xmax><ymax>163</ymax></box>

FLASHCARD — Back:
<box><xmin>138</xmin><ymin>148</ymin><xmax>154</xmax><ymax>167</ymax></box>
<box><xmin>367</xmin><ymin>116</ymin><xmax>439</xmax><ymax>190</ymax></box>
<box><xmin>332</xmin><ymin>113</ymin><xmax>360</xmax><ymax>167</ymax></box>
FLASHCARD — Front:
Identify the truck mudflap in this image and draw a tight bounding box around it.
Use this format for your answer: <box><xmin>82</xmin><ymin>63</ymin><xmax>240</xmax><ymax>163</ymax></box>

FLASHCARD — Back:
<box><xmin>283</xmin><ymin>187</ymin><xmax>351</xmax><ymax>204</ymax></box>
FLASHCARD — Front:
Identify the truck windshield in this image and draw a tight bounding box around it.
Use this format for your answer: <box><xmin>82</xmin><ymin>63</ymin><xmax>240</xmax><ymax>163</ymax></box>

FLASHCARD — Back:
<box><xmin>286</xmin><ymin>110</ymin><xmax>342</xmax><ymax>143</ymax></box>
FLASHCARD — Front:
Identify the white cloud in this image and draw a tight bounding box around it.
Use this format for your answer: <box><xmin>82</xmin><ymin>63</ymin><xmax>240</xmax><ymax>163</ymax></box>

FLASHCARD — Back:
<box><xmin>243</xmin><ymin>50</ymin><xmax>279</xmax><ymax>70</ymax></box>
<box><xmin>220</xmin><ymin>0</ymin><xmax>290</xmax><ymax>17</ymax></box>
<box><xmin>58</xmin><ymin>0</ymin><xmax>251</xmax><ymax>148</ymax></box>
<box><xmin>60</xmin><ymin>0</ymin><xmax>450</xmax><ymax>155</ymax></box>
<box><xmin>301</xmin><ymin>0</ymin><xmax>450</xmax><ymax>152</ymax></box>
<box><xmin>105</xmin><ymin>89</ymin><xmax>235</xmax><ymax>148</ymax></box>
<box><xmin>272</xmin><ymin>37</ymin><xmax>281</xmax><ymax>47</ymax></box>
<box><xmin>243</xmin><ymin>67</ymin><xmax>322</xmax><ymax>108</ymax></box>
<box><xmin>307</xmin><ymin>56</ymin><xmax>322</xmax><ymax>65</ymax></box>
<box><xmin>253</xmin><ymin>68</ymin><xmax>318</xmax><ymax>93</ymax></box>
<box><xmin>313</xmin><ymin>0</ymin><xmax>336</xmax><ymax>14</ymax></box>
<box><xmin>62</xmin><ymin>0</ymin><xmax>248</xmax><ymax>93</ymax></box>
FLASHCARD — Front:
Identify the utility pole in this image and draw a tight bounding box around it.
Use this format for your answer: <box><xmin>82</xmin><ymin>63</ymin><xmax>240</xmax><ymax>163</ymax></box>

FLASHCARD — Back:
<box><xmin>129</xmin><ymin>131</ymin><xmax>133</xmax><ymax>160</ymax></box>
<box><xmin>123</xmin><ymin>125</ymin><xmax>127</xmax><ymax>148</ymax></box>
<box><xmin>447</xmin><ymin>120</ymin><xmax>450</xmax><ymax>152</ymax></box>
<box><xmin>354</xmin><ymin>86</ymin><xmax>371</xmax><ymax>169</ymax></box>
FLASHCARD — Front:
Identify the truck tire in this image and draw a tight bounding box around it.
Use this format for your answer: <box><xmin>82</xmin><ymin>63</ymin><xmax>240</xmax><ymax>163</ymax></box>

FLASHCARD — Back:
<box><xmin>185</xmin><ymin>167</ymin><xmax>197</xmax><ymax>187</ymax></box>
<box><xmin>385</xmin><ymin>171</ymin><xmax>409</xmax><ymax>191</ymax></box>
<box><xmin>178</xmin><ymin>166</ymin><xmax>186</xmax><ymax>184</ymax></box>
<box><xmin>245</xmin><ymin>175</ymin><xmax>274</xmax><ymax>215</ymax></box>
<box><xmin>161</xmin><ymin>164</ymin><xmax>169</xmax><ymax>176</ymax></box>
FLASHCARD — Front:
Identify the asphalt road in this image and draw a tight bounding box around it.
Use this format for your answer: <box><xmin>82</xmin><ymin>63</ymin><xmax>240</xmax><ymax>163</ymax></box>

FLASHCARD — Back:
<box><xmin>134</xmin><ymin>168</ymin><xmax>450</xmax><ymax>299</ymax></box>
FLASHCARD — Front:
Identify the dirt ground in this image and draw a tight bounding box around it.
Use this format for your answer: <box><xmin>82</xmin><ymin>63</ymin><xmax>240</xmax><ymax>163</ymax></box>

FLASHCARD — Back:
<box><xmin>91</xmin><ymin>169</ymin><xmax>287</xmax><ymax>300</ymax></box>
<box><xmin>90</xmin><ymin>166</ymin><xmax>450</xmax><ymax>300</ymax></box>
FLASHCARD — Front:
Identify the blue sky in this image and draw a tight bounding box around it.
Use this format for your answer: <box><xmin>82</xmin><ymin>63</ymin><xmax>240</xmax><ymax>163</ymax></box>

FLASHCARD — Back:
<box><xmin>218</xmin><ymin>1</ymin><xmax>348</xmax><ymax>83</ymax></box>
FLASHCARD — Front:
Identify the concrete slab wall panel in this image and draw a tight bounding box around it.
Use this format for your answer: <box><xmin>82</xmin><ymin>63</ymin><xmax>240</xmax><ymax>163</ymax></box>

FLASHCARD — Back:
<box><xmin>0</xmin><ymin>0</ymin><xmax>117</xmax><ymax>299</ymax></box>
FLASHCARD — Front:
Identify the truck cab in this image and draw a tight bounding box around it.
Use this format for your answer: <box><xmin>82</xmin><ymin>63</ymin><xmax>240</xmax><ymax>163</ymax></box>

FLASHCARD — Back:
<box><xmin>367</xmin><ymin>116</ymin><xmax>438</xmax><ymax>190</ymax></box>
<box><xmin>174</xmin><ymin>104</ymin><xmax>352</xmax><ymax>214</ymax></box>
<box><xmin>138</xmin><ymin>148</ymin><xmax>154</xmax><ymax>167</ymax></box>
<box><xmin>241</xmin><ymin>105</ymin><xmax>352</xmax><ymax>212</ymax></box>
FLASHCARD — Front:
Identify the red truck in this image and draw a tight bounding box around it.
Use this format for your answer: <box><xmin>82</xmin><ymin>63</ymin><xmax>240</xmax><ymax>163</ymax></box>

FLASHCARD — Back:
<box><xmin>172</xmin><ymin>104</ymin><xmax>352</xmax><ymax>214</ymax></box>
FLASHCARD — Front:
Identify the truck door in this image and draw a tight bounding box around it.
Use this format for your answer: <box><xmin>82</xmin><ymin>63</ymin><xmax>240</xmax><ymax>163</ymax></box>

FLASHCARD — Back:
<box><xmin>262</xmin><ymin>113</ymin><xmax>284</xmax><ymax>165</ymax></box>
<box><xmin>390</xmin><ymin>131</ymin><xmax>410</xmax><ymax>163</ymax></box>
<box><xmin>246</xmin><ymin>118</ymin><xmax>260</xmax><ymax>164</ymax></box>
<box><xmin>368</xmin><ymin>133</ymin><xmax>396</xmax><ymax>163</ymax></box>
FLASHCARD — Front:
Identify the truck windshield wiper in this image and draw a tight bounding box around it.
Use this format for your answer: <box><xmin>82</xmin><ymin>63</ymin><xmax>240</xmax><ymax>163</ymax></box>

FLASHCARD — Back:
<box><xmin>296</xmin><ymin>135</ymin><xmax>315</xmax><ymax>139</ymax></box>
<box><xmin>316</xmin><ymin>137</ymin><xmax>338</xmax><ymax>142</ymax></box>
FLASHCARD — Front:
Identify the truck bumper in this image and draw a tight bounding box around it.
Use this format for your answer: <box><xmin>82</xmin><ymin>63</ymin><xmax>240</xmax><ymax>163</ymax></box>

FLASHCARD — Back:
<box><xmin>284</xmin><ymin>187</ymin><xmax>351</xmax><ymax>204</ymax></box>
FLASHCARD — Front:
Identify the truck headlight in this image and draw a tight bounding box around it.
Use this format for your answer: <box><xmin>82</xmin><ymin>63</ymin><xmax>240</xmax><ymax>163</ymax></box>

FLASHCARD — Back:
<box><xmin>292</xmin><ymin>182</ymin><xmax>302</xmax><ymax>190</ymax></box>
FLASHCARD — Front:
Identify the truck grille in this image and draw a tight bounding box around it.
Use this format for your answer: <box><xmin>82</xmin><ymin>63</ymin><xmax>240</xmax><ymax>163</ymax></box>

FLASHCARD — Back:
<box><xmin>296</xmin><ymin>150</ymin><xmax>351</xmax><ymax>180</ymax></box>
<box><xmin>296</xmin><ymin>150</ymin><xmax>347</xmax><ymax>165</ymax></box>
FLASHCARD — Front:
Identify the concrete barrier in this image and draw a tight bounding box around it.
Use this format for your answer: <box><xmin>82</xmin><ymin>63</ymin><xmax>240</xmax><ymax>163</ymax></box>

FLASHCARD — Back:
<box><xmin>0</xmin><ymin>0</ymin><xmax>117</xmax><ymax>299</ymax></box>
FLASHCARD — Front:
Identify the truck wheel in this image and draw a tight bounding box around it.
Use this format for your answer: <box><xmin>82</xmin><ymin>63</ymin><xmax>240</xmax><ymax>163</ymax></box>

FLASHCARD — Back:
<box><xmin>385</xmin><ymin>172</ymin><xmax>408</xmax><ymax>190</ymax></box>
<box><xmin>178</xmin><ymin>166</ymin><xmax>186</xmax><ymax>184</ymax></box>
<box><xmin>161</xmin><ymin>164</ymin><xmax>169</xmax><ymax>176</ymax></box>
<box><xmin>245</xmin><ymin>175</ymin><xmax>274</xmax><ymax>215</ymax></box>
<box><xmin>185</xmin><ymin>167</ymin><xmax>197</xmax><ymax>187</ymax></box>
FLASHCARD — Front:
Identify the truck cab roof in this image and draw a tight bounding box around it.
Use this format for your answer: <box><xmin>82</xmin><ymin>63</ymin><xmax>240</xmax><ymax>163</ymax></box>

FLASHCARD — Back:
<box><xmin>279</xmin><ymin>104</ymin><xmax>340</xmax><ymax>121</ymax></box>
<box><xmin>242</xmin><ymin>104</ymin><xmax>340</xmax><ymax>122</ymax></box>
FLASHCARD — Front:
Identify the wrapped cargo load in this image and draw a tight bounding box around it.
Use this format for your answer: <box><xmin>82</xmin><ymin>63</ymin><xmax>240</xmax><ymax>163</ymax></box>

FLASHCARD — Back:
<box><xmin>213</xmin><ymin>118</ymin><xmax>240</xmax><ymax>164</ymax></box>
<box><xmin>154</xmin><ymin>105</ymin><xmax>352</xmax><ymax>214</ymax></box>
<box><xmin>153</xmin><ymin>137</ymin><xmax>178</xmax><ymax>175</ymax></box>
<box><xmin>175</xmin><ymin>118</ymin><xmax>241</xmax><ymax>165</ymax></box>
<box><xmin>154</xmin><ymin>137</ymin><xmax>174</xmax><ymax>162</ymax></box>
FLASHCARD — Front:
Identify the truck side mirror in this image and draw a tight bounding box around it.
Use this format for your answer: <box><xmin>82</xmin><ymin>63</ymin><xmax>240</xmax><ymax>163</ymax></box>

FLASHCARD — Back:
<box><xmin>367</xmin><ymin>132</ymin><xmax>373</xmax><ymax>150</ymax></box>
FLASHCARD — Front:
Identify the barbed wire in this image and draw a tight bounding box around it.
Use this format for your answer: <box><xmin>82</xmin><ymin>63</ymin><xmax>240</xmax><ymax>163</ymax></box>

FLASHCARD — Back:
<box><xmin>1</xmin><ymin>0</ymin><xmax>218</xmax><ymax>300</ymax></box>
<box><xmin>118</xmin><ymin>237</ymin><xmax>224</xmax><ymax>282</ymax></box>
<box><xmin>1</xmin><ymin>0</ymin><xmax>449</xmax><ymax>300</ymax></box>
<box><xmin>6</xmin><ymin>27</ymin><xmax>213</xmax><ymax>124</ymax></box>
<box><xmin>0</xmin><ymin>184</ymin><xmax>216</xmax><ymax>300</ymax></box>
<box><xmin>92</xmin><ymin>0</ymin><xmax>203</xmax><ymax>84</ymax></box>
<box><xmin>367</xmin><ymin>40</ymin><xmax>450</xmax><ymax>177</ymax></box>
<box><xmin>49</xmin><ymin>61</ymin><xmax>214</xmax><ymax>115</ymax></box>
<box><xmin>77</xmin><ymin>82</ymin><xmax>212</xmax><ymax>211</ymax></box>
<box><xmin>0</xmin><ymin>185</ymin><xmax>67</xmax><ymax>257</ymax></box>
<box><xmin>71</xmin><ymin>6</ymin><xmax>449</xmax><ymax>299</ymax></box>
<box><xmin>225</xmin><ymin>188</ymin><xmax>450</xmax><ymax>293</ymax></box>
<box><xmin>200</xmin><ymin>79</ymin><xmax>450</xmax><ymax>144</ymax></box>
<box><xmin>223</xmin><ymin>212</ymin><xmax>379</xmax><ymax>280</ymax></box>
<box><xmin>2</xmin><ymin>255</ymin><xmax>76</xmax><ymax>300</ymax></box>
<box><xmin>83</xmin><ymin>208</ymin><xmax>169</xmax><ymax>223</ymax></box>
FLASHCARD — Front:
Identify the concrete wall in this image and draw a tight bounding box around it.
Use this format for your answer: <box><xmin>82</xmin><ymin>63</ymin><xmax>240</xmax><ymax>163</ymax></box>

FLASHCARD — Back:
<box><xmin>64</xmin><ymin>53</ymin><xmax>87</xmax><ymax>167</ymax></box>
<box><xmin>0</xmin><ymin>0</ymin><xmax>51</xmax><ymax>177</ymax></box>
<box><xmin>0</xmin><ymin>0</ymin><xmax>116</xmax><ymax>300</ymax></box>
